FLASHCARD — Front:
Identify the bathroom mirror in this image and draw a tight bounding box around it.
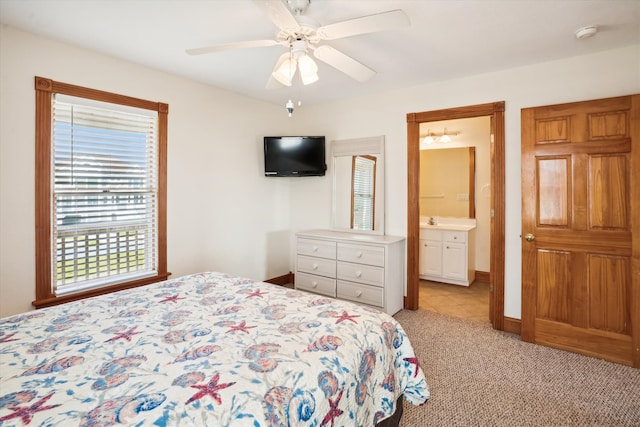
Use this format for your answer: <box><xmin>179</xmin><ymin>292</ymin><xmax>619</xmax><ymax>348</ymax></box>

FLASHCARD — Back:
<box><xmin>332</xmin><ymin>136</ymin><xmax>385</xmax><ymax>235</ymax></box>
<box><xmin>420</xmin><ymin>147</ymin><xmax>475</xmax><ymax>218</ymax></box>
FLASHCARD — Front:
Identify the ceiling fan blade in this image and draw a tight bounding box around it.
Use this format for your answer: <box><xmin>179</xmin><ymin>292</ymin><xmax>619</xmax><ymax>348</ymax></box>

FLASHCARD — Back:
<box><xmin>317</xmin><ymin>9</ymin><xmax>410</xmax><ymax>40</ymax></box>
<box><xmin>186</xmin><ymin>39</ymin><xmax>280</xmax><ymax>55</ymax></box>
<box><xmin>253</xmin><ymin>0</ymin><xmax>299</xmax><ymax>31</ymax></box>
<box><xmin>313</xmin><ymin>45</ymin><xmax>375</xmax><ymax>82</ymax></box>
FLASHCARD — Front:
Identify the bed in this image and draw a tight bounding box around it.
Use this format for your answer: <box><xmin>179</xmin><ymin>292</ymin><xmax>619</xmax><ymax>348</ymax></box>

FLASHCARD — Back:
<box><xmin>0</xmin><ymin>271</ymin><xmax>429</xmax><ymax>426</ymax></box>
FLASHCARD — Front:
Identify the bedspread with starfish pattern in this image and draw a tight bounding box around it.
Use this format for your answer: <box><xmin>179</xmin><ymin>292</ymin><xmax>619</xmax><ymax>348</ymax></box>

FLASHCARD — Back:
<box><xmin>0</xmin><ymin>271</ymin><xmax>429</xmax><ymax>426</ymax></box>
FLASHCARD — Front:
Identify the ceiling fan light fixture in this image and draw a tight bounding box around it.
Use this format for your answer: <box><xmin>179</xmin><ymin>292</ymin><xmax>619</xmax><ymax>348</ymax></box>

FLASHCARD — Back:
<box><xmin>187</xmin><ymin>4</ymin><xmax>410</xmax><ymax>95</ymax></box>
<box><xmin>273</xmin><ymin>58</ymin><xmax>297</xmax><ymax>86</ymax></box>
<box><xmin>298</xmin><ymin>54</ymin><xmax>318</xmax><ymax>74</ymax></box>
<box><xmin>297</xmin><ymin>54</ymin><xmax>319</xmax><ymax>84</ymax></box>
<box><xmin>301</xmin><ymin>71</ymin><xmax>319</xmax><ymax>85</ymax></box>
<box><xmin>291</xmin><ymin>39</ymin><xmax>308</xmax><ymax>59</ymax></box>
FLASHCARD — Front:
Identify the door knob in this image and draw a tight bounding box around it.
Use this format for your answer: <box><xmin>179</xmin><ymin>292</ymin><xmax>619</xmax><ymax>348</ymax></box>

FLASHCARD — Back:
<box><xmin>524</xmin><ymin>233</ymin><xmax>535</xmax><ymax>242</ymax></box>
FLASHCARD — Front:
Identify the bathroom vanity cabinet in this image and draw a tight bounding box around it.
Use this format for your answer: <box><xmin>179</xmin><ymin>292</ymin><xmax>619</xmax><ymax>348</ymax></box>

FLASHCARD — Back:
<box><xmin>419</xmin><ymin>224</ymin><xmax>476</xmax><ymax>286</ymax></box>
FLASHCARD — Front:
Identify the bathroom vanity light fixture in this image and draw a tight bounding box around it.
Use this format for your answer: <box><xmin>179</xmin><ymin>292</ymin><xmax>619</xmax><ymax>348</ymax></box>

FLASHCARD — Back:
<box><xmin>422</xmin><ymin>129</ymin><xmax>436</xmax><ymax>145</ymax></box>
<box><xmin>421</xmin><ymin>128</ymin><xmax>460</xmax><ymax>145</ymax></box>
<box><xmin>439</xmin><ymin>129</ymin><xmax>453</xmax><ymax>143</ymax></box>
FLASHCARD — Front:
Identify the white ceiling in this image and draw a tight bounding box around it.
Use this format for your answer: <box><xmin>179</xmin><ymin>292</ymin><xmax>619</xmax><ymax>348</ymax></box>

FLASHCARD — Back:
<box><xmin>1</xmin><ymin>0</ymin><xmax>638</xmax><ymax>107</ymax></box>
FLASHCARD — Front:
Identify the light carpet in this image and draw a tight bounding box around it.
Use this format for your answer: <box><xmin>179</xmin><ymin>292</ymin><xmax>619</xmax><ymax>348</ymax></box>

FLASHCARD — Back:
<box><xmin>393</xmin><ymin>309</ymin><xmax>640</xmax><ymax>427</ymax></box>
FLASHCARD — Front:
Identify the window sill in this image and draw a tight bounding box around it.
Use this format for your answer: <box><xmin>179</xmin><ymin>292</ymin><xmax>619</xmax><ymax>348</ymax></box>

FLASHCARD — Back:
<box><xmin>32</xmin><ymin>272</ymin><xmax>172</xmax><ymax>309</ymax></box>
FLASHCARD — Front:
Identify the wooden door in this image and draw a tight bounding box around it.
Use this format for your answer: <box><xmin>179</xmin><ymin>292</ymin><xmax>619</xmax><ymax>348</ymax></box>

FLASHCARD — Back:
<box><xmin>521</xmin><ymin>95</ymin><xmax>640</xmax><ymax>367</ymax></box>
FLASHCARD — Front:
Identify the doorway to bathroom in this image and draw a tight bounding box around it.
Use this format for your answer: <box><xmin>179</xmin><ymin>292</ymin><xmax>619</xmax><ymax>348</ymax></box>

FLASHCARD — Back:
<box><xmin>417</xmin><ymin>116</ymin><xmax>492</xmax><ymax>322</ymax></box>
<box><xmin>406</xmin><ymin>102</ymin><xmax>506</xmax><ymax>331</ymax></box>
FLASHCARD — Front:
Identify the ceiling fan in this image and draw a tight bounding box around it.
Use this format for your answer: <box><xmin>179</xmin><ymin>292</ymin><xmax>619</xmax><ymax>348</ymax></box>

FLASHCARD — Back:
<box><xmin>186</xmin><ymin>0</ymin><xmax>410</xmax><ymax>88</ymax></box>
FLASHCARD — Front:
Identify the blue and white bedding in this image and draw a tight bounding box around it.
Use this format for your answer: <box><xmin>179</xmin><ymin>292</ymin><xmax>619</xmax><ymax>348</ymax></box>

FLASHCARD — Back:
<box><xmin>0</xmin><ymin>272</ymin><xmax>429</xmax><ymax>426</ymax></box>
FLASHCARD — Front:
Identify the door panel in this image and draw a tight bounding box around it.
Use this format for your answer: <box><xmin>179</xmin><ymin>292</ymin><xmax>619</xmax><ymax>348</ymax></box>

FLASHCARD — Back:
<box><xmin>589</xmin><ymin>155</ymin><xmax>628</xmax><ymax>229</ymax></box>
<box><xmin>588</xmin><ymin>254</ymin><xmax>630</xmax><ymax>334</ymax></box>
<box><xmin>521</xmin><ymin>94</ymin><xmax>639</xmax><ymax>367</ymax></box>
<box><xmin>536</xmin><ymin>249</ymin><xmax>570</xmax><ymax>322</ymax></box>
<box><xmin>537</xmin><ymin>157</ymin><xmax>570</xmax><ymax>225</ymax></box>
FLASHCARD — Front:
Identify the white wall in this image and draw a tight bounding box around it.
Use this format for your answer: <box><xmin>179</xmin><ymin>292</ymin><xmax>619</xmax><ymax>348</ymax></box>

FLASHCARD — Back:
<box><xmin>290</xmin><ymin>44</ymin><xmax>640</xmax><ymax>319</ymax></box>
<box><xmin>0</xmin><ymin>25</ymin><xmax>297</xmax><ymax>317</ymax></box>
<box><xmin>1</xmin><ymin>24</ymin><xmax>638</xmax><ymax>320</ymax></box>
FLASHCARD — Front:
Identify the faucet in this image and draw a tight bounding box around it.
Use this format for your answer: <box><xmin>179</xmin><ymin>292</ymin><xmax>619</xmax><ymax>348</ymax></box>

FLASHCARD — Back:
<box><xmin>428</xmin><ymin>216</ymin><xmax>437</xmax><ymax>225</ymax></box>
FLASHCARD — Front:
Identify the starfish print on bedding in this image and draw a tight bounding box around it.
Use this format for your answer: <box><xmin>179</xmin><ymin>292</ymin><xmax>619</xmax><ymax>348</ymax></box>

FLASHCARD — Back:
<box><xmin>0</xmin><ymin>392</ymin><xmax>61</xmax><ymax>424</ymax></box>
<box><xmin>334</xmin><ymin>310</ymin><xmax>360</xmax><ymax>324</ymax></box>
<box><xmin>226</xmin><ymin>320</ymin><xmax>256</xmax><ymax>334</ymax></box>
<box><xmin>320</xmin><ymin>388</ymin><xmax>344</xmax><ymax>427</ymax></box>
<box><xmin>159</xmin><ymin>294</ymin><xmax>183</xmax><ymax>303</ymax></box>
<box><xmin>403</xmin><ymin>356</ymin><xmax>420</xmax><ymax>377</ymax></box>
<box><xmin>185</xmin><ymin>373</ymin><xmax>236</xmax><ymax>406</ymax></box>
<box><xmin>245</xmin><ymin>289</ymin><xmax>266</xmax><ymax>298</ymax></box>
<box><xmin>0</xmin><ymin>332</ymin><xmax>18</xmax><ymax>343</ymax></box>
<box><xmin>105</xmin><ymin>326</ymin><xmax>140</xmax><ymax>343</ymax></box>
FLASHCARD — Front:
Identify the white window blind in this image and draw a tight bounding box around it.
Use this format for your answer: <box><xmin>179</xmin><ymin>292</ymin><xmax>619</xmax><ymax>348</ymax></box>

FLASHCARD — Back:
<box><xmin>52</xmin><ymin>94</ymin><xmax>159</xmax><ymax>296</ymax></box>
<box><xmin>352</xmin><ymin>155</ymin><xmax>375</xmax><ymax>231</ymax></box>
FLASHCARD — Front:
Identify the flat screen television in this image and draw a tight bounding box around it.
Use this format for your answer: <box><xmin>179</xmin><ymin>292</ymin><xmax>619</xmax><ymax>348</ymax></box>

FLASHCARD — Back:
<box><xmin>264</xmin><ymin>136</ymin><xmax>326</xmax><ymax>177</ymax></box>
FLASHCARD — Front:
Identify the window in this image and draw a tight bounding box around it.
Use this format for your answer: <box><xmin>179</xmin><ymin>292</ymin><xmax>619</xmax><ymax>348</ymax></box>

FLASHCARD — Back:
<box><xmin>34</xmin><ymin>77</ymin><xmax>169</xmax><ymax>308</ymax></box>
<box><xmin>351</xmin><ymin>155</ymin><xmax>376</xmax><ymax>231</ymax></box>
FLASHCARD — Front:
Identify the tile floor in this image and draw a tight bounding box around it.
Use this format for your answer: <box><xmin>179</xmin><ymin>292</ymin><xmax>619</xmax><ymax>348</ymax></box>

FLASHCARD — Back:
<box><xmin>419</xmin><ymin>279</ymin><xmax>490</xmax><ymax>323</ymax></box>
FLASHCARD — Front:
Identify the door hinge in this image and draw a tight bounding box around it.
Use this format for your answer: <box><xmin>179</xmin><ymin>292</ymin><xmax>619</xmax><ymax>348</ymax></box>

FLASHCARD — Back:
<box><xmin>490</xmin><ymin>209</ymin><xmax>495</xmax><ymax>218</ymax></box>
<box><xmin>490</xmin><ymin>133</ymin><xmax>495</xmax><ymax>144</ymax></box>
<box><xmin>489</xmin><ymin>283</ymin><xmax>494</xmax><ymax>292</ymax></box>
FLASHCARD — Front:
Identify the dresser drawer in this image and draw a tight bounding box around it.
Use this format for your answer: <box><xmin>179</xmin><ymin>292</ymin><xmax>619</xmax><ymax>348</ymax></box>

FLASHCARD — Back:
<box><xmin>337</xmin><ymin>243</ymin><xmax>385</xmax><ymax>267</ymax></box>
<box><xmin>443</xmin><ymin>231</ymin><xmax>467</xmax><ymax>243</ymax></box>
<box><xmin>297</xmin><ymin>255</ymin><xmax>336</xmax><ymax>278</ymax></box>
<box><xmin>297</xmin><ymin>238</ymin><xmax>337</xmax><ymax>260</ymax></box>
<box><xmin>337</xmin><ymin>280</ymin><xmax>383</xmax><ymax>307</ymax></box>
<box><xmin>337</xmin><ymin>261</ymin><xmax>384</xmax><ymax>287</ymax></box>
<box><xmin>295</xmin><ymin>272</ymin><xmax>336</xmax><ymax>297</ymax></box>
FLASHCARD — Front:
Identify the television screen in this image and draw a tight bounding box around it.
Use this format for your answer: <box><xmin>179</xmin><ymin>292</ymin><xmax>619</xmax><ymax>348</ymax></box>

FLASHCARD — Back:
<box><xmin>264</xmin><ymin>136</ymin><xmax>326</xmax><ymax>177</ymax></box>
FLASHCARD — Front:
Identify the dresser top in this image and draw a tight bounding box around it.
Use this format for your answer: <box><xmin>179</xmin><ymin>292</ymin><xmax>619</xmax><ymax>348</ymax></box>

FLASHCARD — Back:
<box><xmin>296</xmin><ymin>229</ymin><xmax>405</xmax><ymax>245</ymax></box>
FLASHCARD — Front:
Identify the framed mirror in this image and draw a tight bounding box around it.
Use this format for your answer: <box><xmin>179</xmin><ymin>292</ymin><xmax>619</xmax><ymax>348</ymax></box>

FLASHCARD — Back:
<box><xmin>419</xmin><ymin>147</ymin><xmax>476</xmax><ymax>218</ymax></box>
<box><xmin>331</xmin><ymin>136</ymin><xmax>385</xmax><ymax>235</ymax></box>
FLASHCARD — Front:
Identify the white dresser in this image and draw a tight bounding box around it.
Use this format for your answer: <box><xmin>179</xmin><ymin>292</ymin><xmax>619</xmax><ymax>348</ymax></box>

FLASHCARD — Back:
<box><xmin>294</xmin><ymin>229</ymin><xmax>405</xmax><ymax>315</ymax></box>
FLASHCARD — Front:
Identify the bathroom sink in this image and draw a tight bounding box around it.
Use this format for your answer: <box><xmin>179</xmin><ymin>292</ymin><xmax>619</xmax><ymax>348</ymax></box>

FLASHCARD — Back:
<box><xmin>420</xmin><ymin>223</ymin><xmax>476</xmax><ymax>231</ymax></box>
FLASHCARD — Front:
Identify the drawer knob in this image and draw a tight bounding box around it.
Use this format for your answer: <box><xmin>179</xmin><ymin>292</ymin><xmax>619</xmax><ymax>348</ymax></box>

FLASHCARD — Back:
<box><xmin>453</xmin><ymin>236</ymin><xmax>458</xmax><ymax>240</ymax></box>
<box><xmin>356</xmin><ymin>291</ymin><xmax>362</xmax><ymax>297</ymax></box>
<box><xmin>356</xmin><ymin>251</ymin><xmax>363</xmax><ymax>258</ymax></box>
<box><xmin>312</xmin><ymin>263</ymin><xmax>318</xmax><ymax>270</ymax></box>
<box><xmin>313</xmin><ymin>246</ymin><xmax>318</xmax><ymax>252</ymax></box>
<box><xmin>312</xmin><ymin>281</ymin><xmax>318</xmax><ymax>288</ymax></box>
<box><xmin>356</xmin><ymin>271</ymin><xmax>362</xmax><ymax>278</ymax></box>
